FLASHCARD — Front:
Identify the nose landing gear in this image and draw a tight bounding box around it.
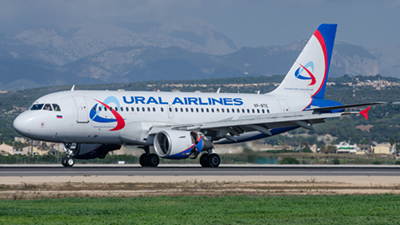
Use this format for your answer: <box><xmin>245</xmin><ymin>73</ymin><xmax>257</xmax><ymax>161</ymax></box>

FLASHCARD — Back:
<box><xmin>62</xmin><ymin>143</ymin><xmax>78</xmax><ymax>167</ymax></box>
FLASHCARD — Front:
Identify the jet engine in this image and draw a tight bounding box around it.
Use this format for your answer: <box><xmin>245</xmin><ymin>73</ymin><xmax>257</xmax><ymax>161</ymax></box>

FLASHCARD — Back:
<box><xmin>153</xmin><ymin>130</ymin><xmax>213</xmax><ymax>159</ymax></box>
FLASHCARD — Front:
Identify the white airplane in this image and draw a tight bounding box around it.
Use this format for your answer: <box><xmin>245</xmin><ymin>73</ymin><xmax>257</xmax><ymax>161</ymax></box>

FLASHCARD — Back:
<box><xmin>13</xmin><ymin>24</ymin><xmax>380</xmax><ymax>167</ymax></box>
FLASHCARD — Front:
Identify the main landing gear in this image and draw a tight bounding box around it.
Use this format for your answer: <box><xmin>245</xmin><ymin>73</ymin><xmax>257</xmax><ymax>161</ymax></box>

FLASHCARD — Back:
<box><xmin>139</xmin><ymin>146</ymin><xmax>159</xmax><ymax>167</ymax></box>
<box><xmin>199</xmin><ymin>153</ymin><xmax>221</xmax><ymax>167</ymax></box>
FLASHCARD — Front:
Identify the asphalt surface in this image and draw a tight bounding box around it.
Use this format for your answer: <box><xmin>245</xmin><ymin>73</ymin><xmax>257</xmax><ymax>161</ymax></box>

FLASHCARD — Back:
<box><xmin>1</xmin><ymin>165</ymin><xmax>400</xmax><ymax>177</ymax></box>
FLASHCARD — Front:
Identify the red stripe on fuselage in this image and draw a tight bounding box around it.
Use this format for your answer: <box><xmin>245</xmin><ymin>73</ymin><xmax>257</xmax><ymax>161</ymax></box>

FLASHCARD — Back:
<box><xmin>95</xmin><ymin>100</ymin><xmax>125</xmax><ymax>131</ymax></box>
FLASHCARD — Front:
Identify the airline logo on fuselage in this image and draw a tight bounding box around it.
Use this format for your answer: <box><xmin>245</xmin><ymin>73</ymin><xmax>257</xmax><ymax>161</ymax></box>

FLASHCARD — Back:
<box><xmin>294</xmin><ymin>61</ymin><xmax>316</xmax><ymax>86</ymax></box>
<box><xmin>89</xmin><ymin>96</ymin><xmax>125</xmax><ymax>131</ymax></box>
<box><xmin>122</xmin><ymin>96</ymin><xmax>243</xmax><ymax>106</ymax></box>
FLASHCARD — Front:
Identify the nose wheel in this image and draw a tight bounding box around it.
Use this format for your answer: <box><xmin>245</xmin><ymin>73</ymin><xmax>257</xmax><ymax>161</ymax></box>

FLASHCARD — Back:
<box><xmin>62</xmin><ymin>143</ymin><xmax>78</xmax><ymax>167</ymax></box>
<box><xmin>61</xmin><ymin>157</ymin><xmax>75</xmax><ymax>167</ymax></box>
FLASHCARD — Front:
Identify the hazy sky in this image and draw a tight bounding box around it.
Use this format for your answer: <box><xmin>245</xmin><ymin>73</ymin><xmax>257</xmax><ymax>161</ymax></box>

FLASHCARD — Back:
<box><xmin>1</xmin><ymin>0</ymin><xmax>399</xmax><ymax>49</ymax></box>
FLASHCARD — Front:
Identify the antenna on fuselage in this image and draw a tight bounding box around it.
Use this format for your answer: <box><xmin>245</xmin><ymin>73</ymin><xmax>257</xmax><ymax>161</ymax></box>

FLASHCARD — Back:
<box><xmin>71</xmin><ymin>85</ymin><xmax>75</xmax><ymax>91</ymax></box>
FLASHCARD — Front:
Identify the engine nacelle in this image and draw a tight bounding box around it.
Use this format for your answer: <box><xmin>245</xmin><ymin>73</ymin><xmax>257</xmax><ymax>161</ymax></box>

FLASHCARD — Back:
<box><xmin>153</xmin><ymin>130</ymin><xmax>213</xmax><ymax>159</ymax></box>
<box><xmin>67</xmin><ymin>143</ymin><xmax>121</xmax><ymax>160</ymax></box>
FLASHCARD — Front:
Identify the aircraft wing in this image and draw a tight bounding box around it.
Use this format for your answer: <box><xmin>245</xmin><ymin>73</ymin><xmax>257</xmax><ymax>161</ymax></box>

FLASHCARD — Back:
<box><xmin>148</xmin><ymin>102</ymin><xmax>384</xmax><ymax>142</ymax></box>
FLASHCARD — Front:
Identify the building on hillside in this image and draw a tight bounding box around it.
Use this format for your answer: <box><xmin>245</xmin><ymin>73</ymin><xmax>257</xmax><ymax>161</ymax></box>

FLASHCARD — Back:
<box><xmin>356</xmin><ymin>144</ymin><xmax>370</xmax><ymax>154</ymax></box>
<box><xmin>372</xmin><ymin>143</ymin><xmax>392</xmax><ymax>154</ymax></box>
<box><xmin>0</xmin><ymin>142</ymin><xmax>29</xmax><ymax>155</ymax></box>
<box><xmin>0</xmin><ymin>143</ymin><xmax>13</xmax><ymax>155</ymax></box>
<box><xmin>335</xmin><ymin>142</ymin><xmax>357</xmax><ymax>154</ymax></box>
<box><xmin>14</xmin><ymin>137</ymin><xmax>27</xmax><ymax>143</ymax></box>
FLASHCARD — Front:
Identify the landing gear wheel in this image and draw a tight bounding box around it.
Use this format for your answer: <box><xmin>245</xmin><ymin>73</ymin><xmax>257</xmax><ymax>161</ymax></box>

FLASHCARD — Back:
<box><xmin>147</xmin><ymin>154</ymin><xmax>159</xmax><ymax>167</ymax></box>
<box><xmin>207</xmin><ymin>153</ymin><xmax>220</xmax><ymax>167</ymax></box>
<box><xmin>62</xmin><ymin>157</ymin><xmax>75</xmax><ymax>167</ymax></box>
<box><xmin>61</xmin><ymin>157</ymin><xmax>68</xmax><ymax>167</ymax></box>
<box><xmin>66</xmin><ymin>158</ymin><xmax>75</xmax><ymax>167</ymax></box>
<box><xmin>139</xmin><ymin>154</ymin><xmax>148</xmax><ymax>167</ymax></box>
<box><xmin>200</xmin><ymin>154</ymin><xmax>210</xmax><ymax>167</ymax></box>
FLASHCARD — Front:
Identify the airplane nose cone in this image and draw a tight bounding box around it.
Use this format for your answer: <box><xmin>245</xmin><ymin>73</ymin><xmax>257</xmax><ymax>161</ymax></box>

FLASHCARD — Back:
<box><xmin>13</xmin><ymin>113</ymin><xmax>31</xmax><ymax>136</ymax></box>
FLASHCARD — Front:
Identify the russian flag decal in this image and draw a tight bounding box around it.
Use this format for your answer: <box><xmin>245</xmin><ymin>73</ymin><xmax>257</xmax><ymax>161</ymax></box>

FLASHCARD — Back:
<box><xmin>57</xmin><ymin>115</ymin><xmax>63</xmax><ymax>119</ymax></box>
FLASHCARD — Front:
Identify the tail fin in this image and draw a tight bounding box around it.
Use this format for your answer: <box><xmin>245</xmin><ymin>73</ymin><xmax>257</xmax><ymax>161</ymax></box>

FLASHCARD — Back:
<box><xmin>272</xmin><ymin>24</ymin><xmax>337</xmax><ymax>99</ymax></box>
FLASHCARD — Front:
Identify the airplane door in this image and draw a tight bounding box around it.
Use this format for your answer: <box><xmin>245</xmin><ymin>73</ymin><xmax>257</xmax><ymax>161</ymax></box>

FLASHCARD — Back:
<box><xmin>168</xmin><ymin>105</ymin><xmax>174</xmax><ymax>119</ymax></box>
<box><xmin>277</xmin><ymin>99</ymin><xmax>290</xmax><ymax>112</ymax></box>
<box><xmin>73</xmin><ymin>96</ymin><xmax>89</xmax><ymax>123</ymax></box>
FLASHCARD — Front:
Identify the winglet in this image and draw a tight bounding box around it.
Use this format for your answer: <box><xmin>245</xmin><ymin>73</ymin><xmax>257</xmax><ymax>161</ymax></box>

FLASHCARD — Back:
<box><xmin>360</xmin><ymin>107</ymin><xmax>371</xmax><ymax>120</ymax></box>
<box><xmin>71</xmin><ymin>85</ymin><xmax>75</xmax><ymax>91</ymax></box>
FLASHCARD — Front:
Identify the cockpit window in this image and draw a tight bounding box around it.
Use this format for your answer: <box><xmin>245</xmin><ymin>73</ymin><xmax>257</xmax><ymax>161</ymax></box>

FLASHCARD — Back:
<box><xmin>30</xmin><ymin>104</ymin><xmax>44</xmax><ymax>110</ymax></box>
<box><xmin>52</xmin><ymin>104</ymin><xmax>61</xmax><ymax>111</ymax></box>
<box><xmin>43</xmin><ymin>104</ymin><xmax>53</xmax><ymax>111</ymax></box>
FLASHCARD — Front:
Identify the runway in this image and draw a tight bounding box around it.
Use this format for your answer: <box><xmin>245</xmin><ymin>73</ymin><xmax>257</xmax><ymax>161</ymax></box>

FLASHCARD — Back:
<box><xmin>1</xmin><ymin>165</ymin><xmax>400</xmax><ymax>177</ymax></box>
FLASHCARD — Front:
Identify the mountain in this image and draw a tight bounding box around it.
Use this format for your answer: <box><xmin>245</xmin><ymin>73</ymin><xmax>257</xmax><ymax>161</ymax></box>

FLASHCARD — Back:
<box><xmin>0</xmin><ymin>20</ymin><xmax>400</xmax><ymax>90</ymax></box>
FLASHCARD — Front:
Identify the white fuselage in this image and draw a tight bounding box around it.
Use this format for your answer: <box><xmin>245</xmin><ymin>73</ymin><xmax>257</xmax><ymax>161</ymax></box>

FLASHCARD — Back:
<box><xmin>13</xmin><ymin>90</ymin><xmax>311</xmax><ymax>145</ymax></box>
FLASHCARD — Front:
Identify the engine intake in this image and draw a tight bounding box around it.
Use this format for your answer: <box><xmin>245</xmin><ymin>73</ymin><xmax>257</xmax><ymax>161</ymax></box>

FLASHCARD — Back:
<box><xmin>154</xmin><ymin>130</ymin><xmax>213</xmax><ymax>159</ymax></box>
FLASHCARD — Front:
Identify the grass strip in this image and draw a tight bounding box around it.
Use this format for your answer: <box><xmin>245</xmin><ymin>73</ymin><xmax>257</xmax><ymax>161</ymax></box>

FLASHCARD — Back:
<box><xmin>0</xmin><ymin>194</ymin><xmax>399</xmax><ymax>224</ymax></box>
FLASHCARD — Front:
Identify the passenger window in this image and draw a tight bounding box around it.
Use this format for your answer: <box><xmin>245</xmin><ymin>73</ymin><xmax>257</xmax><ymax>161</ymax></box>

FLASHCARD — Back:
<box><xmin>191</xmin><ymin>108</ymin><xmax>194</xmax><ymax>112</ymax></box>
<box><xmin>120</xmin><ymin>107</ymin><xmax>123</xmax><ymax>112</ymax></box>
<box><xmin>227</xmin><ymin>109</ymin><xmax>229</xmax><ymax>113</ymax></box>
<box><xmin>147</xmin><ymin>107</ymin><xmax>150</xmax><ymax>112</ymax></box>
<box><xmin>93</xmin><ymin>106</ymin><xmax>96</xmax><ymax>111</ymax></box>
<box><xmin>267</xmin><ymin>109</ymin><xmax>270</xmax><ymax>113</ymax></box>
<box><xmin>30</xmin><ymin>104</ymin><xmax>44</xmax><ymax>110</ymax></box>
<box><xmin>206</xmin><ymin>108</ymin><xmax>209</xmax><ymax>113</ymax></box>
<box><xmin>114</xmin><ymin>107</ymin><xmax>117</xmax><ymax>111</ymax></box>
<box><xmin>161</xmin><ymin>108</ymin><xmax>164</xmax><ymax>112</ymax></box>
<box><xmin>126</xmin><ymin>107</ymin><xmax>129</xmax><ymax>111</ymax></box>
<box><xmin>211</xmin><ymin>108</ymin><xmax>214</xmax><ymax>113</ymax></box>
<box><xmin>216</xmin><ymin>108</ymin><xmax>219</xmax><ymax>113</ymax></box>
<box><xmin>247</xmin><ymin>109</ymin><xmax>250</xmax><ymax>113</ymax></box>
<box><xmin>262</xmin><ymin>109</ymin><xmax>265</xmax><ymax>113</ymax></box>
<box><xmin>175</xmin><ymin>108</ymin><xmax>178</xmax><ymax>112</ymax></box>
<box><xmin>242</xmin><ymin>109</ymin><xmax>245</xmax><ymax>113</ymax></box>
<box><xmin>105</xmin><ymin>107</ymin><xmax>108</xmax><ymax>111</ymax></box>
<box><xmin>153</xmin><ymin>107</ymin><xmax>156</xmax><ymax>112</ymax></box>
<box><xmin>52</xmin><ymin>104</ymin><xmax>61</xmax><ymax>111</ymax></box>
<box><xmin>186</xmin><ymin>108</ymin><xmax>189</xmax><ymax>112</ymax></box>
<box><xmin>137</xmin><ymin>107</ymin><xmax>140</xmax><ymax>112</ymax></box>
<box><xmin>252</xmin><ymin>109</ymin><xmax>255</xmax><ymax>113</ymax></box>
<box><xmin>142</xmin><ymin>107</ymin><xmax>145</xmax><ymax>112</ymax></box>
<box><xmin>257</xmin><ymin>109</ymin><xmax>260</xmax><ymax>113</ymax></box>
<box><xmin>196</xmin><ymin>108</ymin><xmax>199</xmax><ymax>113</ymax></box>
<box><xmin>43</xmin><ymin>104</ymin><xmax>53</xmax><ymax>111</ymax></box>
<box><xmin>98</xmin><ymin>107</ymin><xmax>102</xmax><ymax>111</ymax></box>
<box><xmin>131</xmin><ymin>107</ymin><xmax>134</xmax><ymax>112</ymax></box>
<box><xmin>222</xmin><ymin>109</ymin><xmax>225</xmax><ymax>113</ymax></box>
<box><xmin>169</xmin><ymin>108</ymin><xmax>172</xmax><ymax>112</ymax></box>
<box><xmin>201</xmin><ymin>108</ymin><xmax>204</xmax><ymax>113</ymax></box>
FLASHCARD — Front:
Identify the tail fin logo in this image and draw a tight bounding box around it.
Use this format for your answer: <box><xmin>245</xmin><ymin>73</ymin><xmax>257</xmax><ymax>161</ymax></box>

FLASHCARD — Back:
<box><xmin>294</xmin><ymin>61</ymin><xmax>316</xmax><ymax>86</ymax></box>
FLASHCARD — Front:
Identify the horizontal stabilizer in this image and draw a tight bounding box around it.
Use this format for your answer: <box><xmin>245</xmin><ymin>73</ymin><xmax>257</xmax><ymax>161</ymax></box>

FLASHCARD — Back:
<box><xmin>307</xmin><ymin>102</ymin><xmax>385</xmax><ymax>113</ymax></box>
<box><xmin>359</xmin><ymin>107</ymin><xmax>371</xmax><ymax>120</ymax></box>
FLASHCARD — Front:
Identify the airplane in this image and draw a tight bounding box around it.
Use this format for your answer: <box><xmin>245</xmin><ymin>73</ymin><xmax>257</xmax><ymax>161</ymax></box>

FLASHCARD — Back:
<box><xmin>13</xmin><ymin>23</ymin><xmax>381</xmax><ymax>167</ymax></box>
